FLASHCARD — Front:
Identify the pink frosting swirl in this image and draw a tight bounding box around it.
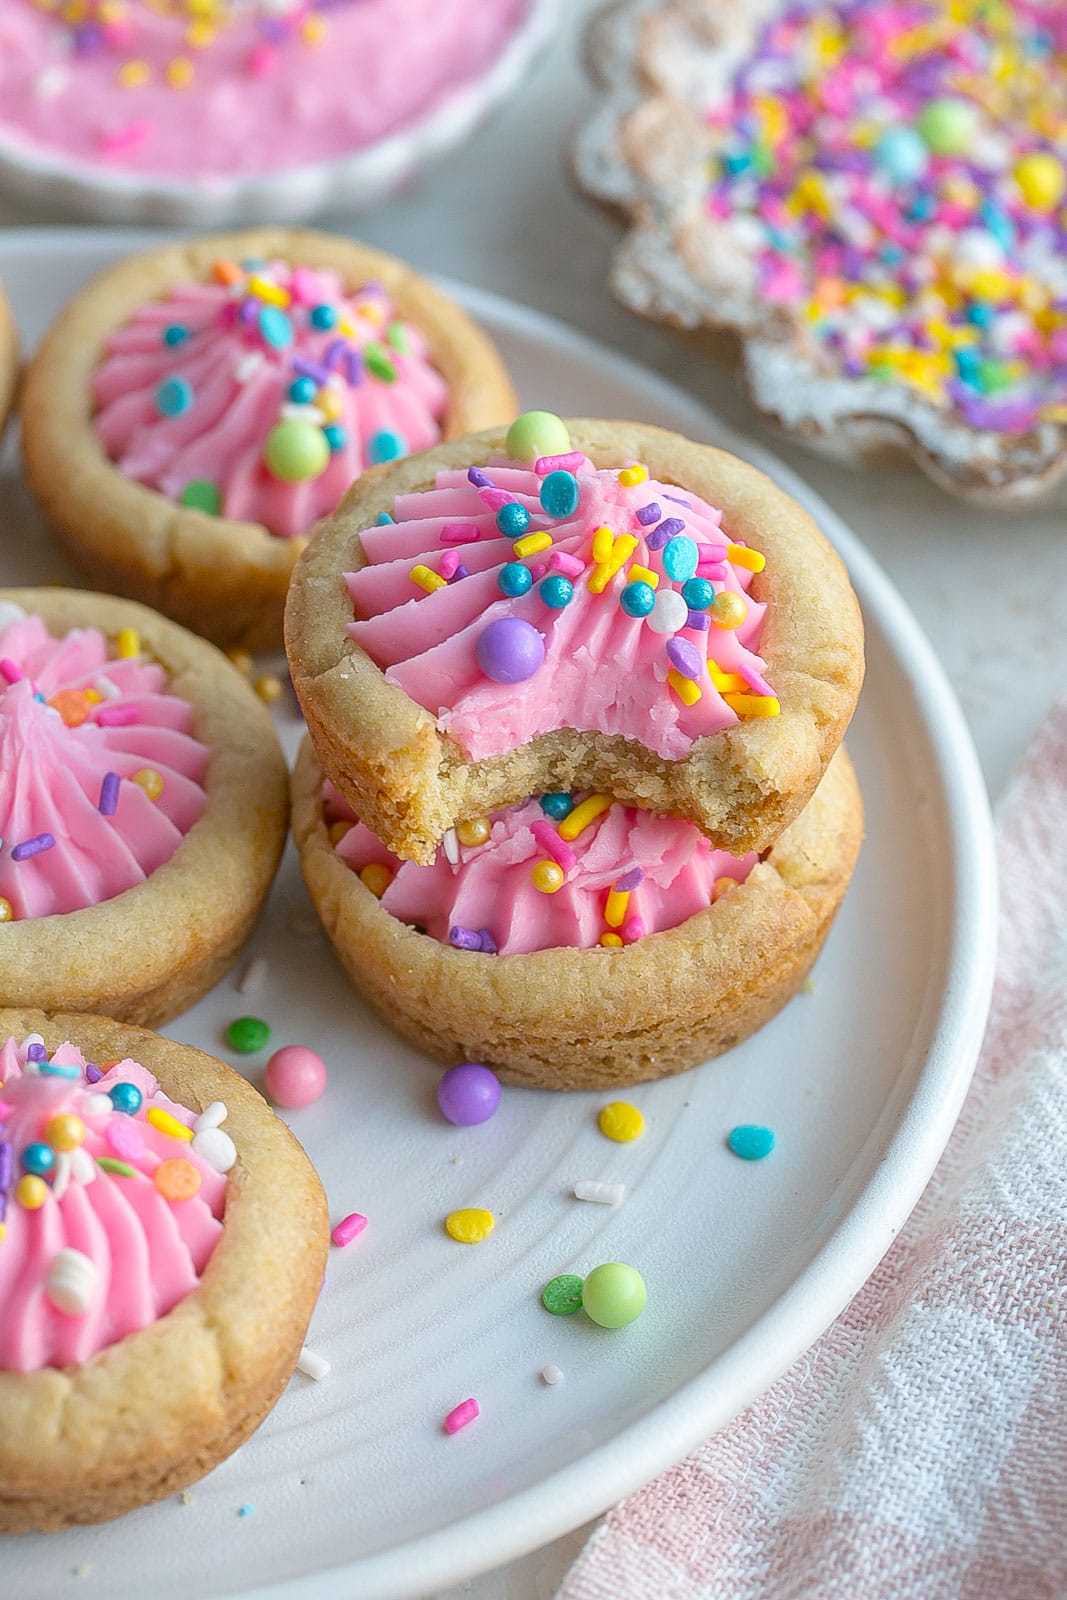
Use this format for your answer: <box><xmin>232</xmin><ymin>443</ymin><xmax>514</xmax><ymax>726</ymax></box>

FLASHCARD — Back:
<box><xmin>345</xmin><ymin>455</ymin><xmax>775</xmax><ymax>762</ymax></box>
<box><xmin>0</xmin><ymin>1035</ymin><xmax>229</xmax><ymax>1374</ymax></box>
<box><xmin>326</xmin><ymin>784</ymin><xmax>757</xmax><ymax>956</ymax></box>
<box><xmin>92</xmin><ymin>260</ymin><xmax>449</xmax><ymax>539</ymax></box>
<box><xmin>0</xmin><ymin>610</ymin><xmax>207</xmax><ymax>919</ymax></box>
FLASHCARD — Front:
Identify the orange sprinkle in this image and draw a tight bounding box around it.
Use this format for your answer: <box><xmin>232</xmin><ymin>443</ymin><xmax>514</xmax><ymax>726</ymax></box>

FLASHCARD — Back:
<box><xmin>48</xmin><ymin>689</ymin><xmax>91</xmax><ymax>727</ymax></box>
<box><xmin>212</xmin><ymin>259</ymin><xmax>244</xmax><ymax>286</ymax></box>
<box><xmin>154</xmin><ymin>1158</ymin><xmax>202</xmax><ymax>1202</ymax></box>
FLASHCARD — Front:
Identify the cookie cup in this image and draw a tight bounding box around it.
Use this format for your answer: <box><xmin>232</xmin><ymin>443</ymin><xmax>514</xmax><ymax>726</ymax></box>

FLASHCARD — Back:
<box><xmin>287</xmin><ymin>419</ymin><xmax>864</xmax><ymax>864</ymax></box>
<box><xmin>0</xmin><ymin>588</ymin><xmax>287</xmax><ymax>1025</ymax></box>
<box><xmin>0</xmin><ymin>1008</ymin><xmax>328</xmax><ymax>1532</ymax></box>
<box><xmin>0</xmin><ymin>279</ymin><xmax>16</xmax><ymax>437</ymax></box>
<box><xmin>291</xmin><ymin>738</ymin><xmax>862</xmax><ymax>1089</ymax></box>
<box><xmin>20</xmin><ymin>229</ymin><xmax>518</xmax><ymax>650</ymax></box>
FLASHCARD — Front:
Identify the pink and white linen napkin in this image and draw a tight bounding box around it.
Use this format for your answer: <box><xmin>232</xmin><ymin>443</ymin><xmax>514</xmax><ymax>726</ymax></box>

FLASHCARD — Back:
<box><xmin>560</xmin><ymin>701</ymin><xmax>1067</xmax><ymax>1600</ymax></box>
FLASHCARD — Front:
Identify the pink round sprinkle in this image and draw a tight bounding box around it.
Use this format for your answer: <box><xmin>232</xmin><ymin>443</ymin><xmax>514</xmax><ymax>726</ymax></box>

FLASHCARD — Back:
<box><xmin>331</xmin><ymin>1212</ymin><xmax>367</xmax><ymax>1248</ymax></box>
<box><xmin>264</xmin><ymin>1045</ymin><xmax>327</xmax><ymax>1109</ymax></box>
<box><xmin>0</xmin><ymin>658</ymin><xmax>24</xmax><ymax>684</ymax></box>
<box><xmin>105</xmin><ymin>1117</ymin><xmax>144</xmax><ymax>1161</ymax></box>
<box><xmin>443</xmin><ymin>1397</ymin><xmax>479</xmax><ymax>1435</ymax></box>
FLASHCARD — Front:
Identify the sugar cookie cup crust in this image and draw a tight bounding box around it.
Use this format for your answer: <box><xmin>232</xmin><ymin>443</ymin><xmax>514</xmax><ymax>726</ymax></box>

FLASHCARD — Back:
<box><xmin>19</xmin><ymin>229</ymin><xmax>519</xmax><ymax>651</ymax></box>
<box><xmin>0</xmin><ymin>280</ymin><xmax>17</xmax><ymax>438</ymax></box>
<box><xmin>286</xmin><ymin>419</ymin><xmax>864</xmax><ymax>864</ymax></box>
<box><xmin>291</xmin><ymin>738</ymin><xmax>862</xmax><ymax>1089</ymax></box>
<box><xmin>0</xmin><ymin>588</ymin><xmax>288</xmax><ymax>1025</ymax></box>
<box><xmin>0</xmin><ymin>1008</ymin><xmax>329</xmax><ymax>1533</ymax></box>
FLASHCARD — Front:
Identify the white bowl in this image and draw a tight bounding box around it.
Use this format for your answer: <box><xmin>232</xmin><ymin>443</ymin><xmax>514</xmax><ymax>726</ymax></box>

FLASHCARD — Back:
<box><xmin>0</xmin><ymin>0</ymin><xmax>561</xmax><ymax>226</ymax></box>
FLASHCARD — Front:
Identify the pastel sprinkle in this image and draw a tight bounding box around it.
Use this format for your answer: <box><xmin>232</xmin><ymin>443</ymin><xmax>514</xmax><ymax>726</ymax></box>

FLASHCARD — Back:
<box><xmin>443</xmin><ymin>1398</ymin><xmax>480</xmax><ymax>1435</ymax></box>
<box><xmin>727</xmin><ymin>1124</ymin><xmax>776</xmax><ymax>1161</ymax></box>
<box><xmin>332</xmin><ymin>1212</ymin><xmax>368</xmax><ymax>1247</ymax></box>
<box><xmin>598</xmin><ymin>1102</ymin><xmax>645</xmax><ymax>1143</ymax></box>
<box><xmin>98</xmin><ymin>772</ymin><xmax>120</xmax><ymax>816</ymax></box>
<box><xmin>541</xmin><ymin>1274</ymin><xmax>585</xmax><ymax>1316</ymax></box>
<box><xmin>444</xmin><ymin>1207</ymin><xmax>495</xmax><ymax>1244</ymax></box>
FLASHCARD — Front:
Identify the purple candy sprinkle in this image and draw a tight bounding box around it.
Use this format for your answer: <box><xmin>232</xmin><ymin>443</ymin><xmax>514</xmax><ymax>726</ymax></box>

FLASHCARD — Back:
<box><xmin>646</xmin><ymin>516</ymin><xmax>685</xmax><ymax>551</ymax></box>
<box><xmin>636</xmin><ymin>503</ymin><xmax>661</xmax><ymax>526</ymax></box>
<box><xmin>687</xmin><ymin>610</ymin><xmax>711</xmax><ymax>632</ymax></box>
<box><xmin>291</xmin><ymin>357</ymin><xmax>332</xmax><ymax>385</ymax></box>
<box><xmin>477</xmin><ymin>929</ymin><xmax>498</xmax><ymax>955</ymax></box>
<box><xmin>0</xmin><ymin>1141</ymin><xmax>12</xmax><ymax>1196</ymax></box>
<box><xmin>449</xmin><ymin>564</ymin><xmax>470</xmax><ymax>583</ymax></box>
<box><xmin>467</xmin><ymin>466</ymin><xmax>494</xmax><ymax>488</ymax></box>
<box><xmin>343</xmin><ymin>348</ymin><xmax>363</xmax><ymax>386</ymax></box>
<box><xmin>664</xmin><ymin>495</ymin><xmax>691</xmax><ymax>508</ymax></box>
<box><xmin>26</xmin><ymin>1043</ymin><xmax>46</xmax><ymax>1062</ymax></box>
<box><xmin>85</xmin><ymin>1063</ymin><xmax>103</xmax><ymax>1084</ymax></box>
<box><xmin>99</xmin><ymin>771</ymin><xmax>120</xmax><ymax>816</ymax></box>
<box><xmin>11</xmin><ymin>833</ymin><xmax>55</xmax><ymax>862</ymax></box>
<box><xmin>666</xmin><ymin>638</ymin><xmax>703</xmax><ymax>680</ymax></box>
<box><xmin>324</xmin><ymin>337</ymin><xmax>347</xmax><ymax>370</ymax></box>
<box><xmin>449</xmin><ymin>926</ymin><xmax>482</xmax><ymax>951</ymax></box>
<box><xmin>614</xmin><ymin>867</ymin><xmax>646</xmax><ymax>893</ymax></box>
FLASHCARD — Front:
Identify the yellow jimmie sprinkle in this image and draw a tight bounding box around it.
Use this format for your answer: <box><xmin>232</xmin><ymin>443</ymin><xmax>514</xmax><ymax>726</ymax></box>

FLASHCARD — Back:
<box><xmin>618</xmin><ymin>464</ymin><xmax>648</xmax><ymax>487</ymax></box>
<box><xmin>410</xmin><ymin>564</ymin><xmax>446</xmax><ymax>593</ymax></box>
<box><xmin>726</xmin><ymin>543</ymin><xmax>766</xmax><ymax>573</ymax></box>
<box><xmin>628</xmin><ymin>563</ymin><xmax>659</xmax><ymax>589</ymax></box>
<box><xmin>558</xmin><ymin>793</ymin><xmax>612</xmax><ymax>841</ymax></box>
<box><xmin>604</xmin><ymin>887</ymin><xmax>630</xmax><ymax>928</ymax></box>
<box><xmin>115</xmin><ymin>627</ymin><xmax>140</xmax><ymax>658</ymax></box>
<box><xmin>706</xmin><ymin>659</ymin><xmax>748</xmax><ymax>694</ymax></box>
<box><xmin>359</xmin><ymin>863</ymin><xmax>393</xmax><ymax>898</ymax></box>
<box><xmin>598</xmin><ymin>932</ymin><xmax>624</xmax><ymax>948</ymax></box>
<box><xmin>247</xmin><ymin>275</ymin><xmax>291</xmax><ymax>307</ymax></box>
<box><xmin>722</xmin><ymin>692</ymin><xmax>781</xmax><ymax>718</ymax></box>
<box><xmin>513</xmin><ymin>531</ymin><xmax>552</xmax><ymax>559</ymax></box>
<box><xmin>591</xmin><ymin>526</ymin><xmax>615</xmax><ymax>564</ymax></box>
<box><xmin>588</xmin><ymin>533</ymin><xmax>637</xmax><ymax>595</ymax></box>
<box><xmin>165</xmin><ymin>56</ymin><xmax>194</xmax><ymax>88</ymax></box>
<box><xmin>300</xmin><ymin>12</ymin><xmax>327</xmax><ymax>43</ymax></box>
<box><xmin>117</xmin><ymin>59</ymin><xmax>150</xmax><ymax>87</ymax></box>
<box><xmin>667</xmin><ymin>668</ymin><xmax>702</xmax><ymax>707</ymax></box>
<box><xmin>147</xmin><ymin>1106</ymin><xmax>194</xmax><ymax>1142</ymax></box>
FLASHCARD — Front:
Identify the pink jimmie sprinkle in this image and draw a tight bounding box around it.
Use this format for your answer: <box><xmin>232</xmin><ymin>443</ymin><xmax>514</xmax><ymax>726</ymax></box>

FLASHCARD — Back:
<box><xmin>99</xmin><ymin>118</ymin><xmax>153</xmax><ymax>156</ymax></box>
<box><xmin>443</xmin><ymin>1397</ymin><xmax>479</xmax><ymax>1435</ymax></box>
<box><xmin>95</xmin><ymin>703</ymin><xmax>140</xmax><ymax>727</ymax></box>
<box><xmin>739</xmin><ymin>661</ymin><xmax>776</xmax><ymax>699</ymax></box>
<box><xmin>0</xmin><ymin>658</ymin><xmax>23</xmax><ymax>684</ymax></box>
<box><xmin>534</xmin><ymin>452</ymin><xmax>584</xmax><ymax>475</ymax></box>
<box><xmin>548</xmin><ymin>550</ymin><xmax>585</xmax><ymax>579</ymax></box>
<box><xmin>331</xmin><ymin>1212</ymin><xmax>367</xmax><ymax>1248</ymax></box>
<box><xmin>439</xmin><ymin>549</ymin><xmax>461</xmax><ymax>580</ymax></box>
<box><xmin>530</xmin><ymin>820</ymin><xmax>577</xmax><ymax>872</ymax></box>
<box><xmin>477</xmin><ymin>488</ymin><xmax>513</xmax><ymax>512</ymax></box>
<box><xmin>439</xmin><ymin>523</ymin><xmax>481</xmax><ymax>545</ymax></box>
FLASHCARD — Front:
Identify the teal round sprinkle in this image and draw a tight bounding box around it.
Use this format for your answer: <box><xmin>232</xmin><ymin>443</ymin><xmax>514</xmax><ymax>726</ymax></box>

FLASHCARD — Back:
<box><xmin>226</xmin><ymin>1016</ymin><xmax>271</xmax><ymax>1055</ymax></box>
<box><xmin>541</xmin><ymin>1273</ymin><xmax>585</xmax><ymax>1316</ymax></box>
<box><xmin>156</xmin><ymin>376</ymin><xmax>192</xmax><ymax>417</ymax></box>
<box><xmin>619</xmin><ymin>580</ymin><xmax>655</xmax><ymax>618</ymax></box>
<box><xmin>540</xmin><ymin>793</ymin><xmax>572</xmax><ymax>819</ymax></box>
<box><xmin>162</xmin><ymin>324</ymin><xmax>189</xmax><ymax>347</ymax></box>
<box><xmin>310</xmin><ymin>304</ymin><xmax>336</xmax><ymax>330</ymax></box>
<box><xmin>368</xmin><ymin>429</ymin><xmax>407</xmax><ymax>465</ymax></box>
<box><xmin>539</xmin><ymin>574</ymin><xmax>573</xmax><ymax>609</ymax></box>
<box><xmin>727</xmin><ymin>1124</ymin><xmax>775</xmax><ymax>1161</ymax></box>
<box><xmin>498</xmin><ymin>562</ymin><xmax>533</xmax><ymax>598</ymax></box>
<box><xmin>496</xmin><ymin>502</ymin><xmax>531</xmax><ymax>538</ymax></box>
<box><xmin>323</xmin><ymin>424</ymin><xmax>348</xmax><ymax>452</ymax></box>
<box><xmin>680</xmin><ymin>576</ymin><xmax>714</xmax><ymax>610</ymax></box>
<box><xmin>258</xmin><ymin>305</ymin><xmax>293</xmax><ymax>349</ymax></box>
<box><xmin>539</xmin><ymin>470</ymin><xmax>580</xmax><ymax>519</ymax></box>
<box><xmin>662</xmin><ymin>535</ymin><xmax>699</xmax><ymax>583</ymax></box>
<box><xmin>180</xmin><ymin>479</ymin><xmax>222</xmax><ymax>515</ymax></box>
<box><xmin>288</xmin><ymin>376</ymin><xmax>317</xmax><ymax>404</ymax></box>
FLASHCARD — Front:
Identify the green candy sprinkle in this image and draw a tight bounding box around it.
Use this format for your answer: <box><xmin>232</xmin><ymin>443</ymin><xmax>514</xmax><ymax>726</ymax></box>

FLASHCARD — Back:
<box><xmin>97</xmin><ymin>1157</ymin><xmax>137</xmax><ymax>1178</ymax></box>
<box><xmin>541</xmin><ymin>1273</ymin><xmax>585</xmax><ymax>1316</ymax></box>
<box><xmin>386</xmin><ymin>320</ymin><xmax>408</xmax><ymax>353</ymax></box>
<box><xmin>179</xmin><ymin>479</ymin><xmax>222</xmax><ymax>515</ymax></box>
<box><xmin>364</xmin><ymin>343</ymin><xmax>397</xmax><ymax>383</ymax></box>
<box><xmin>226</xmin><ymin>1016</ymin><xmax>271</xmax><ymax>1054</ymax></box>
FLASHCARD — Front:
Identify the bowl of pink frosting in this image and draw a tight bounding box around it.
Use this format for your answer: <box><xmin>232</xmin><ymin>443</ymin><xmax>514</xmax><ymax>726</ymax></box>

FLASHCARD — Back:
<box><xmin>0</xmin><ymin>0</ymin><xmax>560</xmax><ymax>224</ymax></box>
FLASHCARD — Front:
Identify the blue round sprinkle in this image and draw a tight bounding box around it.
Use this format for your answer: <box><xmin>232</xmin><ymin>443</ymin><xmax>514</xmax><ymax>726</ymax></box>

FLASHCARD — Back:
<box><xmin>375</xmin><ymin>512</ymin><xmax>395</xmax><ymax>526</ymax></box>
<box><xmin>496</xmin><ymin>502</ymin><xmax>531</xmax><ymax>538</ymax></box>
<box><xmin>323</xmin><ymin>424</ymin><xmax>348</xmax><ymax>452</ymax></box>
<box><xmin>662</xmin><ymin>535</ymin><xmax>699</xmax><ymax>583</ymax></box>
<box><xmin>368</xmin><ymin>429</ymin><xmax>407</xmax><ymax>465</ymax></box>
<box><xmin>108</xmin><ymin>1081</ymin><xmax>144</xmax><ymax>1116</ymax></box>
<box><xmin>539</xmin><ymin>470</ymin><xmax>580</xmax><ymax>520</ymax></box>
<box><xmin>310</xmin><ymin>304</ymin><xmax>337</xmax><ymax>330</ymax></box>
<box><xmin>539</xmin><ymin>574</ymin><xmax>573</xmax><ymax>609</ymax></box>
<box><xmin>619</xmin><ymin>580</ymin><xmax>655</xmax><ymax>618</ymax></box>
<box><xmin>727</xmin><ymin>1124</ymin><xmax>775</xmax><ymax>1161</ymax></box>
<box><xmin>680</xmin><ymin>576</ymin><xmax>714</xmax><ymax>610</ymax></box>
<box><xmin>21</xmin><ymin>1141</ymin><xmax>55</xmax><ymax>1177</ymax></box>
<box><xmin>155</xmin><ymin>376</ymin><xmax>193</xmax><ymax>417</ymax></box>
<box><xmin>540</xmin><ymin>793</ymin><xmax>573</xmax><ymax>819</ymax></box>
<box><xmin>288</xmin><ymin>376</ymin><xmax>317</xmax><ymax>404</ymax></box>
<box><xmin>874</xmin><ymin>126</ymin><xmax>929</xmax><ymax>186</ymax></box>
<box><xmin>498</xmin><ymin>562</ymin><xmax>533</xmax><ymax>598</ymax></box>
<box><xmin>258</xmin><ymin>305</ymin><xmax>293</xmax><ymax>350</ymax></box>
<box><xmin>162</xmin><ymin>324</ymin><xmax>189</xmax><ymax>347</ymax></box>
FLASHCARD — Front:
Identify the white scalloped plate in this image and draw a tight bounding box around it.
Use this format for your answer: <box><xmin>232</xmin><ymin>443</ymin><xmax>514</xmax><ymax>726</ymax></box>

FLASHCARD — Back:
<box><xmin>0</xmin><ymin>0</ymin><xmax>560</xmax><ymax>227</ymax></box>
<box><xmin>0</xmin><ymin>232</ymin><xmax>996</xmax><ymax>1600</ymax></box>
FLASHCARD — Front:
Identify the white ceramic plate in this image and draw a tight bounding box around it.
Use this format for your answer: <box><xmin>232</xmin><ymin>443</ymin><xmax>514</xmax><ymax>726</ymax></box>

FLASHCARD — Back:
<box><xmin>0</xmin><ymin>232</ymin><xmax>996</xmax><ymax>1600</ymax></box>
<box><xmin>0</xmin><ymin>0</ymin><xmax>560</xmax><ymax>226</ymax></box>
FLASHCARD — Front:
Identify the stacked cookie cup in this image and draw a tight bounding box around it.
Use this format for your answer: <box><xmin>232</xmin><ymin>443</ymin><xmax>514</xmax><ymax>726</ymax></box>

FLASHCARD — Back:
<box><xmin>286</xmin><ymin>413</ymin><xmax>865</xmax><ymax>1090</ymax></box>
